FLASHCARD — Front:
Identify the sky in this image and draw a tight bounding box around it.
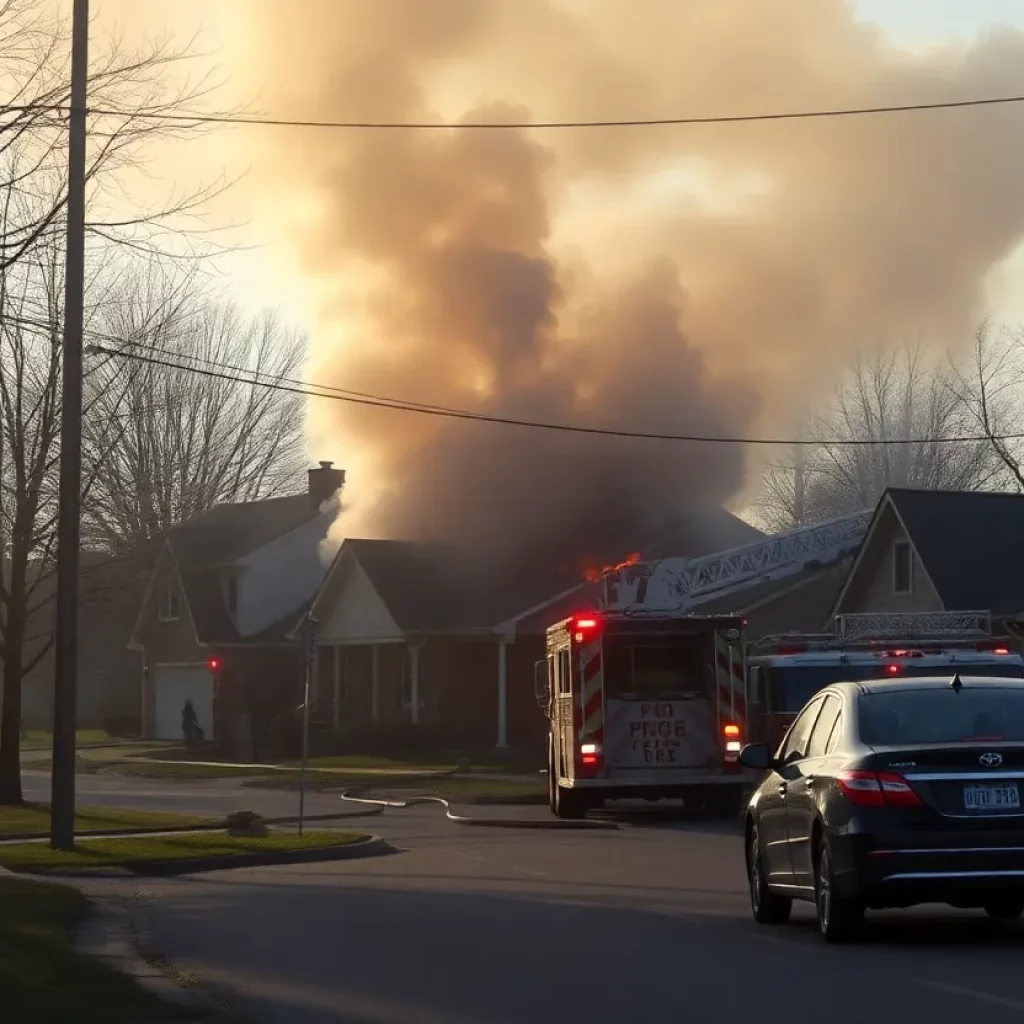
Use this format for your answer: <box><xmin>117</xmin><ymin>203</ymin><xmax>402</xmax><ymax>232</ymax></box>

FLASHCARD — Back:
<box><xmin>855</xmin><ymin>0</ymin><xmax>1024</xmax><ymax>46</ymax></box>
<box><xmin>78</xmin><ymin>0</ymin><xmax>1024</xmax><ymax>536</ymax></box>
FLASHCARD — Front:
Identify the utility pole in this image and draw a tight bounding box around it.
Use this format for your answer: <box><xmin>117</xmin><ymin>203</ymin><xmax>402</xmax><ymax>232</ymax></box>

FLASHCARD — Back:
<box><xmin>51</xmin><ymin>0</ymin><xmax>89</xmax><ymax>851</ymax></box>
<box><xmin>298</xmin><ymin>615</ymin><xmax>317</xmax><ymax>837</ymax></box>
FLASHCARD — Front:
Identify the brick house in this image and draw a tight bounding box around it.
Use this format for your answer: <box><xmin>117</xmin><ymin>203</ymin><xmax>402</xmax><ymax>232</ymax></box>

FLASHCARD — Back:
<box><xmin>831</xmin><ymin>488</ymin><xmax>1024</xmax><ymax>633</ymax></box>
<box><xmin>131</xmin><ymin>462</ymin><xmax>345</xmax><ymax>750</ymax></box>
<box><xmin>307</xmin><ymin>509</ymin><xmax>764</xmax><ymax>754</ymax></box>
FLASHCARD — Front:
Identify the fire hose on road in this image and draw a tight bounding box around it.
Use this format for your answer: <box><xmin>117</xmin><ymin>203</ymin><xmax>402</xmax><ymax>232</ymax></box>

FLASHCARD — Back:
<box><xmin>339</xmin><ymin>766</ymin><xmax>618</xmax><ymax>830</ymax></box>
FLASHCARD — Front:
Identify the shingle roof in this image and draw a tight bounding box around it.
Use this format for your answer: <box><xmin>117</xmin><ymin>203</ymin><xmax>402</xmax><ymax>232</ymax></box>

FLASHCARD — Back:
<box><xmin>693</xmin><ymin>561</ymin><xmax>851</xmax><ymax>637</ymax></box>
<box><xmin>887</xmin><ymin>488</ymin><xmax>1024</xmax><ymax>617</ymax></box>
<box><xmin>168</xmin><ymin>493</ymin><xmax>323</xmax><ymax>644</ymax></box>
<box><xmin>340</xmin><ymin>508</ymin><xmax>765</xmax><ymax>635</ymax></box>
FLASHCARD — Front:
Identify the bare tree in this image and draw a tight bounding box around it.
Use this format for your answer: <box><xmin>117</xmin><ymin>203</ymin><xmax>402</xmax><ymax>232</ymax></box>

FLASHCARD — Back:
<box><xmin>83</xmin><ymin>300</ymin><xmax>306</xmax><ymax>553</ymax></box>
<box><xmin>946</xmin><ymin>321</ymin><xmax>1024</xmax><ymax>492</ymax></box>
<box><xmin>755</xmin><ymin>344</ymin><xmax>1007</xmax><ymax>530</ymax></box>
<box><xmin>0</xmin><ymin>4</ymin><xmax>234</xmax><ymax>804</ymax></box>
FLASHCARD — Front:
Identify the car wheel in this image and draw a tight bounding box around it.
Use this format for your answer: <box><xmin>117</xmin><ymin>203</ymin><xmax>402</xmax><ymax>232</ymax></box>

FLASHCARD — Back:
<box><xmin>748</xmin><ymin>824</ymin><xmax>791</xmax><ymax>924</ymax></box>
<box><xmin>984</xmin><ymin>899</ymin><xmax>1024</xmax><ymax>921</ymax></box>
<box><xmin>815</xmin><ymin>838</ymin><xmax>863</xmax><ymax>943</ymax></box>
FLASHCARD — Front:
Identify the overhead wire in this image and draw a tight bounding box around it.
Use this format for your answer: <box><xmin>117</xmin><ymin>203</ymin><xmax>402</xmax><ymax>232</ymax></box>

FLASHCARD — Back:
<box><xmin>86</xmin><ymin>343</ymin><xmax>1024</xmax><ymax>449</ymax></box>
<box><xmin>78</xmin><ymin>93</ymin><xmax>1024</xmax><ymax>130</ymax></box>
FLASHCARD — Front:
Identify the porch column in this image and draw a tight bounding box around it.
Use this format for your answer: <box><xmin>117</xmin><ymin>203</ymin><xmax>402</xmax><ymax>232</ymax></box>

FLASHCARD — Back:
<box><xmin>409</xmin><ymin>642</ymin><xmax>421</xmax><ymax>725</ymax></box>
<box><xmin>332</xmin><ymin>646</ymin><xmax>342</xmax><ymax>732</ymax></box>
<box><xmin>496</xmin><ymin>640</ymin><xmax>509</xmax><ymax>749</ymax></box>
<box><xmin>371</xmin><ymin>644</ymin><xmax>380</xmax><ymax>723</ymax></box>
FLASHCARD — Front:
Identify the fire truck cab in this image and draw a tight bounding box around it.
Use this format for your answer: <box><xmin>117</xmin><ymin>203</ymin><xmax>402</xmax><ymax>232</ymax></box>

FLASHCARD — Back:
<box><xmin>536</xmin><ymin>611</ymin><xmax>749</xmax><ymax>819</ymax></box>
<box><xmin>747</xmin><ymin>611</ymin><xmax>1024</xmax><ymax>751</ymax></box>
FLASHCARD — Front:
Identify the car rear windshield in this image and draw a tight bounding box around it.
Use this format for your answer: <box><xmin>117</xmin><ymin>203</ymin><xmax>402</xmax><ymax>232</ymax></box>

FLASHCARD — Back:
<box><xmin>772</xmin><ymin>660</ymin><xmax>1024</xmax><ymax>713</ymax></box>
<box><xmin>858</xmin><ymin>688</ymin><xmax>1024</xmax><ymax>746</ymax></box>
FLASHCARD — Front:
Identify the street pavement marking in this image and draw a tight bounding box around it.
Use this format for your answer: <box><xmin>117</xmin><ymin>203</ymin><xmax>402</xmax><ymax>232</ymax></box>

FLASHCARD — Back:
<box><xmin>919</xmin><ymin>981</ymin><xmax>1024</xmax><ymax>1012</ymax></box>
<box><xmin>451</xmin><ymin>849</ymin><xmax>550</xmax><ymax>879</ymax></box>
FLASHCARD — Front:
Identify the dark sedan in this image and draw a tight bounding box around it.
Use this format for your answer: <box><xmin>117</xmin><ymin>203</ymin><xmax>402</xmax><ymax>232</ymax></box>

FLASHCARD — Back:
<box><xmin>740</xmin><ymin>674</ymin><xmax>1024</xmax><ymax>942</ymax></box>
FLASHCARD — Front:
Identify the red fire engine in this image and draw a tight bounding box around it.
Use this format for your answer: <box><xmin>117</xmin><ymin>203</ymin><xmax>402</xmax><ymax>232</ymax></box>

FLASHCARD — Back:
<box><xmin>747</xmin><ymin>611</ymin><xmax>1024</xmax><ymax>750</ymax></box>
<box><xmin>536</xmin><ymin>611</ymin><xmax>748</xmax><ymax>818</ymax></box>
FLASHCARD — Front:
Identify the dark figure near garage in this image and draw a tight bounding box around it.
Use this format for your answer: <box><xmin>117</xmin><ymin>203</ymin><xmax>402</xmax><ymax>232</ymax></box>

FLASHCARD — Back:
<box><xmin>181</xmin><ymin>698</ymin><xmax>204</xmax><ymax>748</ymax></box>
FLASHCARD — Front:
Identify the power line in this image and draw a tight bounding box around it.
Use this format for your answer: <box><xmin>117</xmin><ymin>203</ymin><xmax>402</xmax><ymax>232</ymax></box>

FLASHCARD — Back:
<box><xmin>87</xmin><ymin>343</ymin><xmax>1024</xmax><ymax>448</ymax></box>
<box><xmin>79</xmin><ymin>92</ymin><xmax>1024</xmax><ymax>131</ymax></box>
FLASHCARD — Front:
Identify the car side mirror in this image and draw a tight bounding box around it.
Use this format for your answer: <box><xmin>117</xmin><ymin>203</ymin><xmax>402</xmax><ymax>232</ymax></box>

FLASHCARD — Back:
<box><xmin>534</xmin><ymin>660</ymin><xmax>550</xmax><ymax>712</ymax></box>
<box><xmin>739</xmin><ymin>742</ymin><xmax>775</xmax><ymax>772</ymax></box>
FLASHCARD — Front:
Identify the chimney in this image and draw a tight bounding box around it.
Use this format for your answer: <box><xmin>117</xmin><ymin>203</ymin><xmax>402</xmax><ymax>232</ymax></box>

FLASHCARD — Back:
<box><xmin>308</xmin><ymin>461</ymin><xmax>345</xmax><ymax>509</ymax></box>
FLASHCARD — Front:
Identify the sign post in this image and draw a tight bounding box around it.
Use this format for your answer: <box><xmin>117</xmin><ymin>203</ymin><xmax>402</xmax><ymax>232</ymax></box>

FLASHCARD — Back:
<box><xmin>298</xmin><ymin>615</ymin><xmax>317</xmax><ymax>837</ymax></box>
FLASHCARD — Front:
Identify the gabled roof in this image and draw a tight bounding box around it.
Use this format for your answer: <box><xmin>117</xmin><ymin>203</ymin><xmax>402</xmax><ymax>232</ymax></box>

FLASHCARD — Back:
<box><xmin>884</xmin><ymin>488</ymin><xmax>1024</xmax><ymax>617</ymax></box>
<box><xmin>166</xmin><ymin>493</ymin><xmax>326</xmax><ymax>645</ymax></box>
<box><xmin>317</xmin><ymin>508</ymin><xmax>765</xmax><ymax>637</ymax></box>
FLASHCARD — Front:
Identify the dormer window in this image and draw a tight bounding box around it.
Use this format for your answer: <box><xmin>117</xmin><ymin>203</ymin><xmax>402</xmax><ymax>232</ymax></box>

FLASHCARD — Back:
<box><xmin>227</xmin><ymin>574</ymin><xmax>238</xmax><ymax>616</ymax></box>
<box><xmin>159</xmin><ymin>577</ymin><xmax>180</xmax><ymax>622</ymax></box>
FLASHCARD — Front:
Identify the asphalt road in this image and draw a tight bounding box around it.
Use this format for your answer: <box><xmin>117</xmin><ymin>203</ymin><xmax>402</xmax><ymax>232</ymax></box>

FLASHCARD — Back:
<box><xmin>24</xmin><ymin>770</ymin><xmax>1024</xmax><ymax>1024</ymax></box>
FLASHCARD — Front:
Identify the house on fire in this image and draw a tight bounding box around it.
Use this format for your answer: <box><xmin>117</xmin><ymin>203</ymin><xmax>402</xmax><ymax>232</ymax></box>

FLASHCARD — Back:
<box><xmin>131</xmin><ymin>462</ymin><xmax>345</xmax><ymax>745</ymax></box>
<box><xmin>304</xmin><ymin>508</ymin><xmax>764</xmax><ymax>752</ymax></box>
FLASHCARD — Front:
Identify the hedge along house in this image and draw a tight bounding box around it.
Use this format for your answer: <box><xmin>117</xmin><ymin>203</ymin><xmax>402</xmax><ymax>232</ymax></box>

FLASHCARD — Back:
<box><xmin>306</xmin><ymin>508</ymin><xmax>764</xmax><ymax>753</ymax></box>
<box><xmin>130</xmin><ymin>462</ymin><xmax>345</xmax><ymax>751</ymax></box>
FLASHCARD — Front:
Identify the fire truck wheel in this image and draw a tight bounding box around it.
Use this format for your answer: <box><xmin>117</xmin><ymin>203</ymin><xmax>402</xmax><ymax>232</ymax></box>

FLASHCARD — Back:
<box><xmin>554</xmin><ymin>783</ymin><xmax>586</xmax><ymax>820</ymax></box>
<box><xmin>748</xmin><ymin>825</ymin><xmax>792</xmax><ymax>925</ymax></box>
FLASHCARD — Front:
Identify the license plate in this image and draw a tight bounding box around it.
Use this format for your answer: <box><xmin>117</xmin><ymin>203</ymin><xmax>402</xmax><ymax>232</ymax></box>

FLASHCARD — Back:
<box><xmin>964</xmin><ymin>782</ymin><xmax>1021</xmax><ymax>811</ymax></box>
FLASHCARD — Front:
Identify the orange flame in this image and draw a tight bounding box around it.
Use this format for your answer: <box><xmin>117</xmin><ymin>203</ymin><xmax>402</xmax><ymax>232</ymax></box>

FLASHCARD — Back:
<box><xmin>583</xmin><ymin>551</ymin><xmax>640</xmax><ymax>584</ymax></box>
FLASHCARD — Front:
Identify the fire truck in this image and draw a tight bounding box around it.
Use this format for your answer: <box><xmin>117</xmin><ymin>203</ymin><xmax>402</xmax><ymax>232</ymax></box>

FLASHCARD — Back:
<box><xmin>747</xmin><ymin>610</ymin><xmax>1024</xmax><ymax>750</ymax></box>
<box><xmin>537</xmin><ymin>611</ymin><xmax>749</xmax><ymax>818</ymax></box>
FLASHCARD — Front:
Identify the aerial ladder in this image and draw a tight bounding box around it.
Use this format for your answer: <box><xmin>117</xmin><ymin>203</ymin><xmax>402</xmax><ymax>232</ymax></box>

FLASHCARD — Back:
<box><xmin>600</xmin><ymin>510</ymin><xmax>872</xmax><ymax>614</ymax></box>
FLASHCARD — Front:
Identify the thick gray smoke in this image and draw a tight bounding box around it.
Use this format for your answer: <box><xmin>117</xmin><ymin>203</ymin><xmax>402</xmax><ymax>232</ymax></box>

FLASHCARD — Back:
<box><xmin>232</xmin><ymin>0</ymin><xmax>1024</xmax><ymax>568</ymax></box>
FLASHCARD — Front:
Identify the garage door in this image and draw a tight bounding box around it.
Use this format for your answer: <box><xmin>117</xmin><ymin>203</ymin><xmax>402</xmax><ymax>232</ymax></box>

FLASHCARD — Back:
<box><xmin>153</xmin><ymin>664</ymin><xmax>214</xmax><ymax>741</ymax></box>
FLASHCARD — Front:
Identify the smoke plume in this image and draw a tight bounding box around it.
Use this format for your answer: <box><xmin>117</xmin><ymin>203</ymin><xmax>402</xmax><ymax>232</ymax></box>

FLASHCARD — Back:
<box><xmin>234</xmin><ymin>0</ymin><xmax>1024</xmax><ymax>567</ymax></box>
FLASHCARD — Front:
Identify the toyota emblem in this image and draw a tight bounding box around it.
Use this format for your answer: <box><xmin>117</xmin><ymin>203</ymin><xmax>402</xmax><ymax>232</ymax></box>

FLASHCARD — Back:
<box><xmin>980</xmin><ymin>752</ymin><xmax>1004</xmax><ymax>768</ymax></box>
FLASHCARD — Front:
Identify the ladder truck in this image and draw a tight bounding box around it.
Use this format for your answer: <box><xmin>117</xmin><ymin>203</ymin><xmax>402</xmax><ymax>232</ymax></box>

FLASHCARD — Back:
<box><xmin>747</xmin><ymin>610</ymin><xmax>1024</xmax><ymax>750</ymax></box>
<box><xmin>535</xmin><ymin>511</ymin><xmax>875</xmax><ymax>819</ymax></box>
<box><xmin>534</xmin><ymin>511</ymin><xmax>883</xmax><ymax>818</ymax></box>
<box><xmin>537</xmin><ymin>610</ymin><xmax>749</xmax><ymax>819</ymax></box>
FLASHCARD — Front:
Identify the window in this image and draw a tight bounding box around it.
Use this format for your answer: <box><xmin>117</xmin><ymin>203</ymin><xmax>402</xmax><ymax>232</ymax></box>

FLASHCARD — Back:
<box><xmin>778</xmin><ymin>698</ymin><xmax>824</xmax><ymax>763</ymax></box>
<box><xmin>806</xmin><ymin>695</ymin><xmax>842</xmax><ymax>758</ymax></box>
<box><xmin>858</xmin><ymin>687</ymin><xmax>1024</xmax><ymax>746</ymax></box>
<box><xmin>558</xmin><ymin>648</ymin><xmax>572</xmax><ymax>695</ymax></box>
<box><xmin>226</xmin><ymin>575</ymin><xmax>238</xmax><ymax>616</ymax></box>
<box><xmin>893</xmin><ymin>540</ymin><xmax>912</xmax><ymax>595</ymax></box>
<box><xmin>158</xmin><ymin>577</ymin><xmax>180</xmax><ymax>622</ymax></box>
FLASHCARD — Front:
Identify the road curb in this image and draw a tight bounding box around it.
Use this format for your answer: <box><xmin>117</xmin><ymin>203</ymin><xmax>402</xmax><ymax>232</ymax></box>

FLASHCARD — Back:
<box><xmin>76</xmin><ymin>898</ymin><xmax>224</xmax><ymax>1021</ymax></box>
<box><xmin>6</xmin><ymin>835</ymin><xmax>394</xmax><ymax>878</ymax></box>
<box><xmin>1</xmin><ymin>808</ymin><xmax>385</xmax><ymax>844</ymax></box>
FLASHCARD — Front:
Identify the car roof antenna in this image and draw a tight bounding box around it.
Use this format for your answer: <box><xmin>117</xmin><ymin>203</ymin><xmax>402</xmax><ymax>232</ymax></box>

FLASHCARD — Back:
<box><xmin>950</xmin><ymin>672</ymin><xmax>964</xmax><ymax>693</ymax></box>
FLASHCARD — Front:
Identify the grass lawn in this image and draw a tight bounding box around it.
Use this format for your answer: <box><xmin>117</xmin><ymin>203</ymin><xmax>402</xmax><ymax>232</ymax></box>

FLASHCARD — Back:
<box><xmin>22</xmin><ymin>729</ymin><xmax>119</xmax><ymax>750</ymax></box>
<box><xmin>0</xmin><ymin>830</ymin><xmax>369</xmax><ymax>873</ymax></box>
<box><xmin>0</xmin><ymin>803</ymin><xmax>216</xmax><ymax>838</ymax></box>
<box><xmin>0</xmin><ymin>876</ymin><xmax>194</xmax><ymax>1023</ymax></box>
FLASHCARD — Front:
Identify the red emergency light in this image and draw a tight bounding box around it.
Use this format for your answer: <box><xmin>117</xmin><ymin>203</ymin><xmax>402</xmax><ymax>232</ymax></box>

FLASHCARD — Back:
<box><xmin>208</xmin><ymin>657</ymin><xmax>221</xmax><ymax>672</ymax></box>
<box><xmin>572</xmin><ymin>613</ymin><xmax>602</xmax><ymax>644</ymax></box>
<box><xmin>885</xmin><ymin>663</ymin><xmax>900</xmax><ymax>675</ymax></box>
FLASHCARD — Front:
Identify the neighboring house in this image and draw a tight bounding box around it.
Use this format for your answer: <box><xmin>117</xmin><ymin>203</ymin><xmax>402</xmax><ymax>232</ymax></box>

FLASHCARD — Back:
<box><xmin>831</xmin><ymin>488</ymin><xmax>1024</xmax><ymax>631</ymax></box>
<box><xmin>307</xmin><ymin>508</ymin><xmax>765</xmax><ymax>753</ymax></box>
<box><xmin>131</xmin><ymin>462</ymin><xmax>345</xmax><ymax>746</ymax></box>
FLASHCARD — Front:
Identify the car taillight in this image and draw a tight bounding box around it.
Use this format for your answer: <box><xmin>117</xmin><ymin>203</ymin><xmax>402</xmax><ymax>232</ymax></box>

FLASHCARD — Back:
<box><xmin>837</xmin><ymin>770</ymin><xmax>922</xmax><ymax>808</ymax></box>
